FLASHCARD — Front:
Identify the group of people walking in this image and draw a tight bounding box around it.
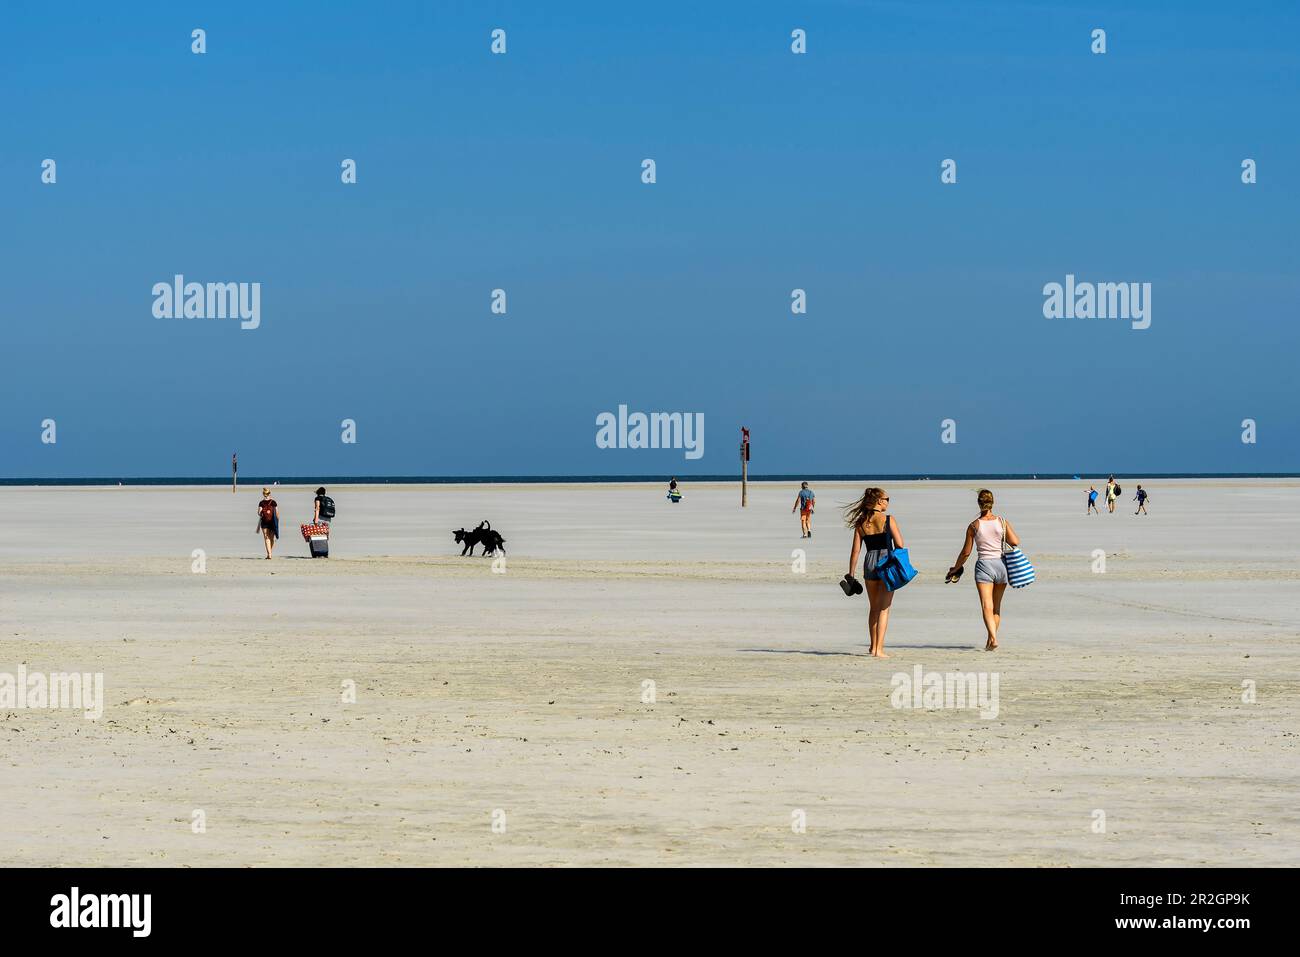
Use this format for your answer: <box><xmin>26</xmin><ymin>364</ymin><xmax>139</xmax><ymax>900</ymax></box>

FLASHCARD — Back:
<box><xmin>1086</xmin><ymin>476</ymin><xmax>1151</xmax><ymax>515</ymax></box>
<box><xmin>257</xmin><ymin>486</ymin><xmax>334</xmax><ymax>559</ymax></box>
<box><xmin>839</xmin><ymin>486</ymin><xmax>1020</xmax><ymax>656</ymax></box>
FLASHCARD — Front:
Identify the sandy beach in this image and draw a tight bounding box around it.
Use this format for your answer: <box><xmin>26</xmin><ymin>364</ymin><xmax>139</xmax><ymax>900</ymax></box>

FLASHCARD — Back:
<box><xmin>0</xmin><ymin>478</ymin><xmax>1296</xmax><ymax>866</ymax></box>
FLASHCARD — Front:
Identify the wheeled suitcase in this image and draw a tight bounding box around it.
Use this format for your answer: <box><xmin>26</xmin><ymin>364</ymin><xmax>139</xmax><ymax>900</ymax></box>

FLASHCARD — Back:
<box><xmin>301</xmin><ymin>523</ymin><xmax>330</xmax><ymax>558</ymax></box>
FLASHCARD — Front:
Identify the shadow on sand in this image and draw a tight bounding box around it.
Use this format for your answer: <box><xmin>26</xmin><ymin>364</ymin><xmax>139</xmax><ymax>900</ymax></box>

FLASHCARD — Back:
<box><xmin>882</xmin><ymin>644</ymin><xmax>980</xmax><ymax>651</ymax></box>
<box><xmin>741</xmin><ymin>644</ymin><xmax>979</xmax><ymax>655</ymax></box>
<box><xmin>739</xmin><ymin>648</ymin><xmax>865</xmax><ymax>657</ymax></box>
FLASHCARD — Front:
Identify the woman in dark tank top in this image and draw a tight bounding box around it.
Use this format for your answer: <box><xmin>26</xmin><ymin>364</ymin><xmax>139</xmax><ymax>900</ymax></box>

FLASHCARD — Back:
<box><xmin>844</xmin><ymin>486</ymin><xmax>905</xmax><ymax>658</ymax></box>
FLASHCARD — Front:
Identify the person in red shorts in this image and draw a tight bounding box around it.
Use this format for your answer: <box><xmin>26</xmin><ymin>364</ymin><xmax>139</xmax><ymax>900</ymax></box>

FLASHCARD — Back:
<box><xmin>793</xmin><ymin>481</ymin><xmax>816</xmax><ymax>538</ymax></box>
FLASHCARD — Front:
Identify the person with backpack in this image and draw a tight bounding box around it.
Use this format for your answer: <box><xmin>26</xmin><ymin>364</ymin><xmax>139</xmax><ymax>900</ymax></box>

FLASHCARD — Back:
<box><xmin>792</xmin><ymin>481</ymin><xmax>816</xmax><ymax>537</ymax></box>
<box><xmin>313</xmin><ymin>487</ymin><xmax>336</xmax><ymax>526</ymax></box>
<box><xmin>257</xmin><ymin>488</ymin><xmax>279</xmax><ymax>559</ymax></box>
<box><xmin>1134</xmin><ymin>485</ymin><xmax>1150</xmax><ymax>515</ymax></box>
<box><xmin>1105</xmin><ymin>475</ymin><xmax>1120</xmax><ymax>513</ymax></box>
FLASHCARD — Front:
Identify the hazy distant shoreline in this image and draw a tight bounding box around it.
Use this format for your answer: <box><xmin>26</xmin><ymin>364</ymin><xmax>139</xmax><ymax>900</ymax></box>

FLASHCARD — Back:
<box><xmin>2</xmin><ymin>472</ymin><xmax>1297</xmax><ymax>488</ymax></box>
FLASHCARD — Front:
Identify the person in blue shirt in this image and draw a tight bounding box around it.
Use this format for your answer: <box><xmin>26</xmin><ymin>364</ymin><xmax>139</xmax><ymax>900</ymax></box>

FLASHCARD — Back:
<box><xmin>793</xmin><ymin>482</ymin><xmax>816</xmax><ymax>537</ymax></box>
<box><xmin>1087</xmin><ymin>485</ymin><xmax>1100</xmax><ymax>515</ymax></box>
<box><xmin>1134</xmin><ymin>485</ymin><xmax>1150</xmax><ymax>515</ymax></box>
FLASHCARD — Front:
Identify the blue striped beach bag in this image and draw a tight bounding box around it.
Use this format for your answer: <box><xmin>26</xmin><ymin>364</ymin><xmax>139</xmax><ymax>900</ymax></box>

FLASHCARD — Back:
<box><xmin>1000</xmin><ymin>520</ymin><xmax>1035</xmax><ymax>588</ymax></box>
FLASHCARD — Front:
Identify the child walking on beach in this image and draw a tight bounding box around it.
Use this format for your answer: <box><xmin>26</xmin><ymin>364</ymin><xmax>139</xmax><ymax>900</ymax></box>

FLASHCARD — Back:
<box><xmin>844</xmin><ymin>487</ymin><xmax>904</xmax><ymax>658</ymax></box>
<box><xmin>946</xmin><ymin>489</ymin><xmax>1020</xmax><ymax>651</ymax></box>
<box><xmin>257</xmin><ymin>488</ymin><xmax>279</xmax><ymax>559</ymax></box>
<box><xmin>1087</xmin><ymin>485</ymin><xmax>1100</xmax><ymax>514</ymax></box>
<box><xmin>1134</xmin><ymin>485</ymin><xmax>1150</xmax><ymax>515</ymax></box>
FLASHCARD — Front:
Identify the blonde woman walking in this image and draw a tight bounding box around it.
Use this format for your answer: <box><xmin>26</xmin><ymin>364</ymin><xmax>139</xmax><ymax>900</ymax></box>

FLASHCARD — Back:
<box><xmin>845</xmin><ymin>487</ymin><xmax>905</xmax><ymax>658</ymax></box>
<box><xmin>256</xmin><ymin>487</ymin><xmax>279</xmax><ymax>559</ymax></box>
<box><xmin>946</xmin><ymin>489</ymin><xmax>1019</xmax><ymax>650</ymax></box>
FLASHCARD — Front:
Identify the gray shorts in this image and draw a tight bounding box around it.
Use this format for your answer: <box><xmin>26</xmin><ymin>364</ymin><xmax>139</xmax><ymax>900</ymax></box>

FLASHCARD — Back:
<box><xmin>862</xmin><ymin>548</ymin><xmax>888</xmax><ymax>581</ymax></box>
<box><xmin>974</xmin><ymin>558</ymin><xmax>1008</xmax><ymax>584</ymax></box>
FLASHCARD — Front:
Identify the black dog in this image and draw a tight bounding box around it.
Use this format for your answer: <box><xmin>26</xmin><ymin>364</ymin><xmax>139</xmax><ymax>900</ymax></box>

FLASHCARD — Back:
<box><xmin>453</xmin><ymin>520</ymin><xmax>507</xmax><ymax>557</ymax></box>
<box><xmin>479</xmin><ymin>521</ymin><xmax>506</xmax><ymax>557</ymax></box>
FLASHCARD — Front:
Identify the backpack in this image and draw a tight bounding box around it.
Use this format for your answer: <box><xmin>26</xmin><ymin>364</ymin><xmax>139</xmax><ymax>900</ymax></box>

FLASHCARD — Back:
<box><xmin>259</xmin><ymin>501</ymin><xmax>275</xmax><ymax>522</ymax></box>
<box><xmin>319</xmin><ymin>496</ymin><xmax>336</xmax><ymax>519</ymax></box>
<box><xmin>1113</xmin><ymin>484</ymin><xmax>1122</xmax><ymax>496</ymax></box>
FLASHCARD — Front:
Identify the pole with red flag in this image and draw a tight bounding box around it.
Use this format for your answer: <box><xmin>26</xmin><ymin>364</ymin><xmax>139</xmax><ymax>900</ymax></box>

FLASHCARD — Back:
<box><xmin>740</xmin><ymin>427</ymin><xmax>750</xmax><ymax>507</ymax></box>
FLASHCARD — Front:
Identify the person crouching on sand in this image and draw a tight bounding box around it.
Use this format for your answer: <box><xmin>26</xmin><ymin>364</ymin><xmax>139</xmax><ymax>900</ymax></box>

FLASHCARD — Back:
<box><xmin>946</xmin><ymin>489</ymin><xmax>1019</xmax><ymax>651</ymax></box>
<box><xmin>844</xmin><ymin>487</ymin><xmax>904</xmax><ymax>658</ymax></box>
<box><xmin>257</xmin><ymin>487</ymin><xmax>279</xmax><ymax>559</ymax></box>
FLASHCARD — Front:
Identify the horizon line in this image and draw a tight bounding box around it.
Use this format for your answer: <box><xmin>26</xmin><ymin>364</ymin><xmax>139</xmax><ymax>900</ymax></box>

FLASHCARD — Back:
<box><xmin>1</xmin><ymin>472</ymin><xmax>1296</xmax><ymax>487</ymax></box>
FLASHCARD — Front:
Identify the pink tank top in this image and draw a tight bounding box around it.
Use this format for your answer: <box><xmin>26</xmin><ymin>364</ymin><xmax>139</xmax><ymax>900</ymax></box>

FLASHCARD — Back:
<box><xmin>974</xmin><ymin>517</ymin><xmax>1004</xmax><ymax>561</ymax></box>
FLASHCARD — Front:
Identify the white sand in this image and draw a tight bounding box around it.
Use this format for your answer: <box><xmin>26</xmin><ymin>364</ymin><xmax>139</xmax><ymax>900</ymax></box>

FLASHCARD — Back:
<box><xmin>0</xmin><ymin>478</ymin><xmax>1296</xmax><ymax>866</ymax></box>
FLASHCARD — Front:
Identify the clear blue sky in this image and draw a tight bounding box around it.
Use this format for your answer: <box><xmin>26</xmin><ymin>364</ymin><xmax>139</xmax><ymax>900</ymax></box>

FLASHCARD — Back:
<box><xmin>3</xmin><ymin>1</ymin><xmax>1297</xmax><ymax>477</ymax></box>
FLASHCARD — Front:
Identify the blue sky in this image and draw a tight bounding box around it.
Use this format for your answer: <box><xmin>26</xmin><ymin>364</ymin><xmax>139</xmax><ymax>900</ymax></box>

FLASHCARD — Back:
<box><xmin>3</xmin><ymin>0</ymin><xmax>1297</xmax><ymax>477</ymax></box>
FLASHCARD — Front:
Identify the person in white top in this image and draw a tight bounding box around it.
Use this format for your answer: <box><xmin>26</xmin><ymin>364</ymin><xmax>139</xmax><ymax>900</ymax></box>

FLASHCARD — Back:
<box><xmin>946</xmin><ymin>489</ymin><xmax>1020</xmax><ymax>651</ymax></box>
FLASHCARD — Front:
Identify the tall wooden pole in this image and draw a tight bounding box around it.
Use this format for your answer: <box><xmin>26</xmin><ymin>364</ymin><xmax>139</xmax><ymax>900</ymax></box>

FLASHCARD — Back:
<box><xmin>740</xmin><ymin>427</ymin><xmax>749</xmax><ymax>507</ymax></box>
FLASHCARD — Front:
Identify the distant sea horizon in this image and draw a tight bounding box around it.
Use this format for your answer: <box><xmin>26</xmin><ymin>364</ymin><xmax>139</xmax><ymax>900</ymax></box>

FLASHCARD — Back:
<box><xmin>1</xmin><ymin>473</ymin><xmax>1296</xmax><ymax>487</ymax></box>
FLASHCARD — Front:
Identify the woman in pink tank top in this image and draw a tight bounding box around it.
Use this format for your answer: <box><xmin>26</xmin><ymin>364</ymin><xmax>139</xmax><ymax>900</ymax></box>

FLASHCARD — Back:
<box><xmin>946</xmin><ymin>489</ymin><xmax>1021</xmax><ymax>650</ymax></box>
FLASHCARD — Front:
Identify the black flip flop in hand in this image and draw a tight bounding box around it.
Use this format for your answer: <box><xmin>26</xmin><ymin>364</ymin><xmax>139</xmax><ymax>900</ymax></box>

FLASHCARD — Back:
<box><xmin>839</xmin><ymin>573</ymin><xmax>864</xmax><ymax>596</ymax></box>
